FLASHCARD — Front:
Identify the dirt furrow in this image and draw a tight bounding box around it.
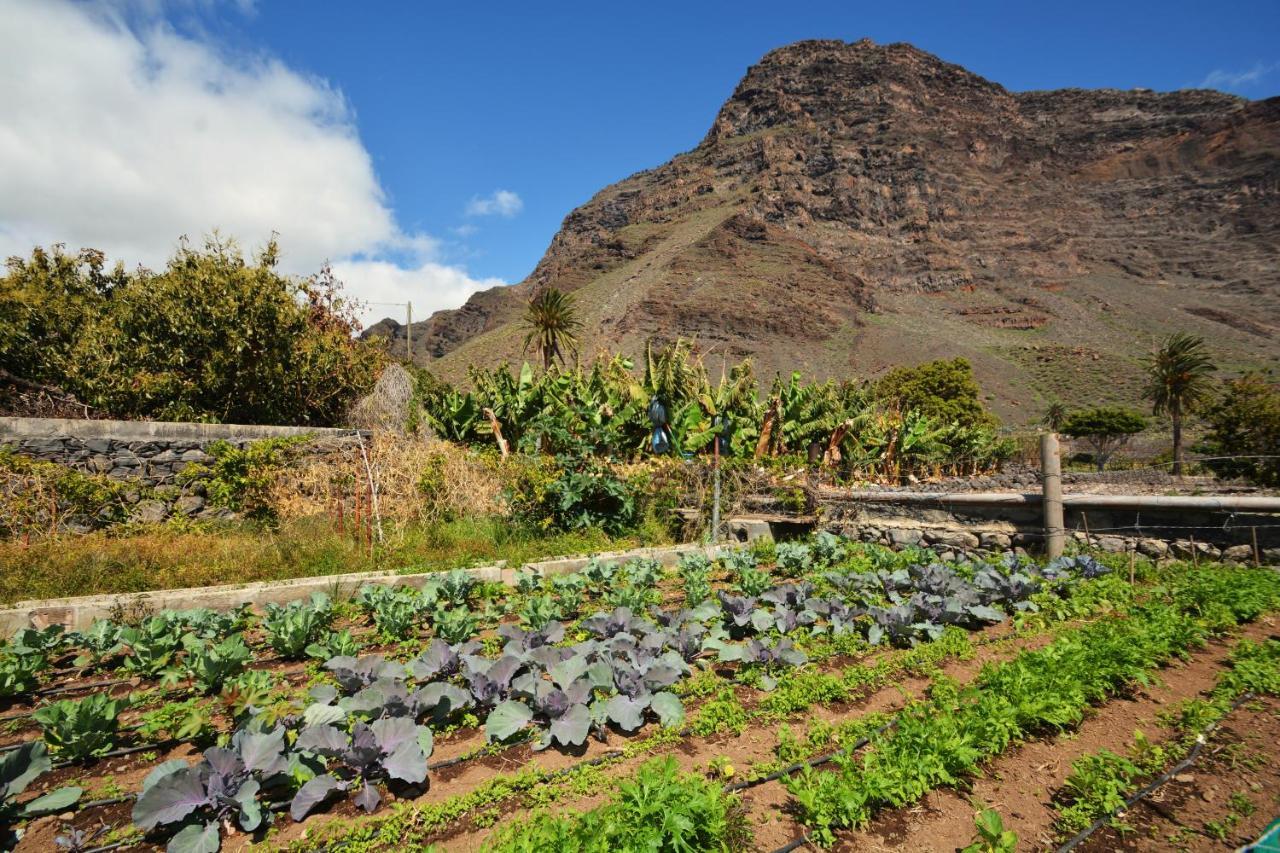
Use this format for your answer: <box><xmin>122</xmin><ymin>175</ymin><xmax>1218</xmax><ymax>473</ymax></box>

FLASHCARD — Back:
<box><xmin>744</xmin><ymin>617</ymin><xmax>1279</xmax><ymax>853</ymax></box>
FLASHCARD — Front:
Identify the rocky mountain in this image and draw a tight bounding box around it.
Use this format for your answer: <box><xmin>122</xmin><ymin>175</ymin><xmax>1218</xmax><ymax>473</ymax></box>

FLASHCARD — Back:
<box><xmin>365</xmin><ymin>39</ymin><xmax>1280</xmax><ymax>424</ymax></box>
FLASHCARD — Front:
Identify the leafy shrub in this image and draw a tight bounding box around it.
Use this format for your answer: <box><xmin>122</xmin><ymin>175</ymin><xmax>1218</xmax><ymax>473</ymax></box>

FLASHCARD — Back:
<box><xmin>1197</xmin><ymin>373</ymin><xmax>1280</xmax><ymax>485</ymax></box>
<box><xmin>1061</xmin><ymin>407</ymin><xmax>1147</xmax><ymax>471</ymax></box>
<box><xmin>1</xmin><ymin>238</ymin><xmax>383</xmax><ymax>424</ymax></box>
<box><xmin>179</xmin><ymin>436</ymin><xmax>309</xmax><ymax>519</ymax></box>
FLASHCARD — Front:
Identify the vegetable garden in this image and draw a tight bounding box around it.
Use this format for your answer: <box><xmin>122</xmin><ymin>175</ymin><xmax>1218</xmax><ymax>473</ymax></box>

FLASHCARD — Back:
<box><xmin>1</xmin><ymin>534</ymin><xmax>1278</xmax><ymax>852</ymax></box>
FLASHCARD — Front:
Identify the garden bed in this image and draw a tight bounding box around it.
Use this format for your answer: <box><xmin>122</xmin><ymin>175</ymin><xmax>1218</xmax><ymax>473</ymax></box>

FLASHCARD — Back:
<box><xmin>1</xmin><ymin>534</ymin><xmax>1277</xmax><ymax>852</ymax></box>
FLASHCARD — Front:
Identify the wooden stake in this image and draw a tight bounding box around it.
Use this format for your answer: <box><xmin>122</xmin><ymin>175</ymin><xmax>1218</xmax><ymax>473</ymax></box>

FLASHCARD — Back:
<box><xmin>1129</xmin><ymin>546</ymin><xmax>1136</xmax><ymax>587</ymax></box>
<box><xmin>1252</xmin><ymin>526</ymin><xmax>1261</xmax><ymax>568</ymax></box>
<box><xmin>1190</xmin><ymin>534</ymin><xmax>1199</xmax><ymax>568</ymax></box>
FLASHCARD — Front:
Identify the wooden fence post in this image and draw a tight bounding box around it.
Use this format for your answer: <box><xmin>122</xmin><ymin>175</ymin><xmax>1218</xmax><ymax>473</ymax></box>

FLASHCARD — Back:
<box><xmin>1041</xmin><ymin>433</ymin><xmax>1065</xmax><ymax>560</ymax></box>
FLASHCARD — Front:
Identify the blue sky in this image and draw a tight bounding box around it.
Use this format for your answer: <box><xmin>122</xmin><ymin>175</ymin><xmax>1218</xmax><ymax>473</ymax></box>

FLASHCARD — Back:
<box><xmin>1</xmin><ymin>0</ymin><xmax>1277</xmax><ymax>323</ymax></box>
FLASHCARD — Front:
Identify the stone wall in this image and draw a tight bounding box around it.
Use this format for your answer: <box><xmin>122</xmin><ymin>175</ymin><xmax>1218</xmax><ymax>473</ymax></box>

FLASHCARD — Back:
<box><xmin>816</xmin><ymin>494</ymin><xmax>1280</xmax><ymax>565</ymax></box>
<box><xmin>1</xmin><ymin>416</ymin><xmax>366</xmax><ymax>527</ymax></box>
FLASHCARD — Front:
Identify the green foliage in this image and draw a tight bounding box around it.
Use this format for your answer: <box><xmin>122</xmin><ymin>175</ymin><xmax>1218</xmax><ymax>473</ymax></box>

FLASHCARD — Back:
<box><xmin>1143</xmin><ymin>332</ymin><xmax>1216</xmax><ymax>473</ymax></box>
<box><xmin>434</xmin><ymin>606</ymin><xmax>479</xmax><ymax>644</ymax></box>
<box><xmin>1061</xmin><ymin>406</ymin><xmax>1147</xmax><ymax>471</ymax></box>
<box><xmin>521</xmin><ymin>288</ymin><xmax>583</xmax><ymax>370</ymax></box>
<box><xmin>1198</xmin><ymin>373</ymin><xmax>1280</xmax><ymax>485</ymax></box>
<box><xmin>181</xmin><ymin>633</ymin><xmax>252</xmax><ymax>693</ymax></box>
<box><xmin>1056</xmin><ymin>750</ymin><xmax>1140</xmax><ymax>833</ymax></box>
<box><xmin>782</xmin><ymin>566</ymin><xmax>1276</xmax><ymax>844</ymax></box>
<box><xmin>360</xmin><ymin>585</ymin><xmax>429</xmax><ymax>641</ymax></box>
<box><xmin>136</xmin><ymin>697</ymin><xmax>216</xmax><ymax>745</ymax></box>
<box><xmin>0</xmin><ymin>448</ymin><xmax>134</xmax><ymax>538</ymax></box>
<box><xmin>418</xmin><ymin>343</ymin><xmax>1008</xmax><ymax>482</ymax></box>
<box><xmin>874</xmin><ymin>358</ymin><xmax>997</xmax><ymax>429</ymax></box>
<box><xmin>33</xmin><ymin>692</ymin><xmax>128</xmax><ymax>761</ymax></box>
<box><xmin>262</xmin><ymin>592</ymin><xmax>333</xmax><ymax>660</ymax></box>
<box><xmin>180</xmin><ymin>435</ymin><xmax>309</xmax><ymax>519</ymax></box>
<box><xmin>490</xmin><ymin>757</ymin><xmax>744</xmax><ymax>852</ymax></box>
<box><xmin>0</xmin><ymin>238</ymin><xmax>382</xmax><ymax>424</ymax></box>
<box><xmin>962</xmin><ymin>808</ymin><xmax>1018</xmax><ymax>853</ymax></box>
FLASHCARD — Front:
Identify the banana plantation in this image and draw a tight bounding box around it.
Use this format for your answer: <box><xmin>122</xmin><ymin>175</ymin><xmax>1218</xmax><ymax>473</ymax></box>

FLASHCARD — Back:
<box><xmin>416</xmin><ymin>341</ymin><xmax>1015</xmax><ymax>480</ymax></box>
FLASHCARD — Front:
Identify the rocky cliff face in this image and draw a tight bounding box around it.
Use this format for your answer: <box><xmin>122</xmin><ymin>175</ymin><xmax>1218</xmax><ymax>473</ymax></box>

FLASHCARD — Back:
<box><xmin>365</xmin><ymin>39</ymin><xmax>1280</xmax><ymax>423</ymax></box>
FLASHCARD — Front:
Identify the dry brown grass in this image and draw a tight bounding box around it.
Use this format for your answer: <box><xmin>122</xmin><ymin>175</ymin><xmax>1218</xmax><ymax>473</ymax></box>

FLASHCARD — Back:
<box><xmin>266</xmin><ymin>433</ymin><xmax>503</xmax><ymax>525</ymax></box>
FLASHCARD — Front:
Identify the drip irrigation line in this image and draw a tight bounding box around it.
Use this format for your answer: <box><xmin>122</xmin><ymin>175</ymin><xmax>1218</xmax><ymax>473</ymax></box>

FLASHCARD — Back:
<box><xmin>37</xmin><ymin>677</ymin><xmax>132</xmax><ymax>697</ymax></box>
<box><xmin>767</xmin><ymin>834</ymin><xmax>812</xmax><ymax>853</ymax></box>
<box><xmin>1053</xmin><ymin>691</ymin><xmax>1256</xmax><ymax>853</ymax></box>
<box><xmin>725</xmin><ymin>719</ymin><xmax>897</xmax><ymax>793</ymax></box>
<box><xmin>52</xmin><ymin>741</ymin><xmax>172</xmax><ymax>771</ymax></box>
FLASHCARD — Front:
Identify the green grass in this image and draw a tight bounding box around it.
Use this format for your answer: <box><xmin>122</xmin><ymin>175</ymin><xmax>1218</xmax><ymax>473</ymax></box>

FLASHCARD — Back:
<box><xmin>0</xmin><ymin>516</ymin><xmax>668</xmax><ymax>604</ymax></box>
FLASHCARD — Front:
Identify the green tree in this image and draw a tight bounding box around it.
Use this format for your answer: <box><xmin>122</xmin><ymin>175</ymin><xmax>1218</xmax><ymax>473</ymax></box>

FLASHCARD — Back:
<box><xmin>1061</xmin><ymin>407</ymin><xmax>1147</xmax><ymax>471</ymax></box>
<box><xmin>1143</xmin><ymin>332</ymin><xmax>1216</xmax><ymax>475</ymax></box>
<box><xmin>1</xmin><ymin>236</ymin><xmax>383</xmax><ymax>425</ymax></box>
<box><xmin>1041</xmin><ymin>401</ymin><xmax>1069</xmax><ymax>432</ymax></box>
<box><xmin>1197</xmin><ymin>373</ymin><xmax>1280</xmax><ymax>485</ymax></box>
<box><xmin>521</xmin><ymin>287</ymin><xmax>583</xmax><ymax>370</ymax></box>
<box><xmin>873</xmin><ymin>358</ymin><xmax>998</xmax><ymax>429</ymax></box>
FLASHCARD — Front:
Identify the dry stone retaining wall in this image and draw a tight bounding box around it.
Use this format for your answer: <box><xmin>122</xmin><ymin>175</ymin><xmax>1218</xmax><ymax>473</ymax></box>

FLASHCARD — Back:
<box><xmin>1</xmin><ymin>416</ymin><xmax>365</xmax><ymax>527</ymax></box>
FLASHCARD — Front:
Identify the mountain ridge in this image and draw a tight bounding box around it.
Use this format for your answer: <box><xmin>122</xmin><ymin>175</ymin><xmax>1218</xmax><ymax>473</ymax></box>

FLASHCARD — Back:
<box><xmin>364</xmin><ymin>38</ymin><xmax>1280</xmax><ymax>423</ymax></box>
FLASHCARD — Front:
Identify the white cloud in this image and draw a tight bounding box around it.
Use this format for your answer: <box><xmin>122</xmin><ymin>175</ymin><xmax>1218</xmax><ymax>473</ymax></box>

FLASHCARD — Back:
<box><xmin>1199</xmin><ymin>61</ymin><xmax>1278</xmax><ymax>91</ymax></box>
<box><xmin>331</xmin><ymin>259</ymin><xmax>504</xmax><ymax>328</ymax></box>
<box><xmin>465</xmin><ymin>189</ymin><xmax>523</xmax><ymax>218</ymax></box>
<box><xmin>0</xmin><ymin>0</ymin><xmax>502</xmax><ymax>327</ymax></box>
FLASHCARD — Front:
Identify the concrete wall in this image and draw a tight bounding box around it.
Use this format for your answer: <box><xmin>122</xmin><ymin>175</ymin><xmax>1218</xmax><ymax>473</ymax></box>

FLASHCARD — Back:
<box><xmin>0</xmin><ymin>416</ymin><xmax>366</xmax><ymax>528</ymax></box>
<box><xmin>0</xmin><ymin>542</ymin><xmax>726</xmax><ymax>633</ymax></box>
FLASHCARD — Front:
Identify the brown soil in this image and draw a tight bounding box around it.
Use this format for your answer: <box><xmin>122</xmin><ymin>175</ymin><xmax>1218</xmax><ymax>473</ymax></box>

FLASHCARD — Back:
<box><xmin>743</xmin><ymin>617</ymin><xmax>1278</xmax><ymax>853</ymax></box>
<box><xmin>1078</xmin><ymin>696</ymin><xmax>1280</xmax><ymax>852</ymax></box>
<box><xmin>417</xmin><ymin>622</ymin><xmax>1067</xmax><ymax>852</ymax></box>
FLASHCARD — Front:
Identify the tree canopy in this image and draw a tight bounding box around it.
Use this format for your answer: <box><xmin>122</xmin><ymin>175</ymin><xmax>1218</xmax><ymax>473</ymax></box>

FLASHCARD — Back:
<box><xmin>0</xmin><ymin>237</ymin><xmax>383</xmax><ymax>425</ymax></box>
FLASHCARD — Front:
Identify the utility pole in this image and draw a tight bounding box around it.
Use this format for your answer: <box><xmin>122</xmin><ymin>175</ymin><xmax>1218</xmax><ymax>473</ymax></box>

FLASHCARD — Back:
<box><xmin>405</xmin><ymin>301</ymin><xmax>412</xmax><ymax>364</ymax></box>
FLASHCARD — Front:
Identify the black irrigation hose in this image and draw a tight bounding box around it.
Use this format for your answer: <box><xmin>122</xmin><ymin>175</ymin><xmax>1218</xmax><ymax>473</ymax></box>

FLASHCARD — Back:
<box><xmin>52</xmin><ymin>741</ymin><xmax>173</xmax><ymax>770</ymax></box>
<box><xmin>37</xmin><ymin>678</ymin><xmax>132</xmax><ymax>697</ymax></box>
<box><xmin>725</xmin><ymin>719</ymin><xmax>897</xmax><ymax>793</ymax></box>
<box><xmin>1052</xmin><ymin>691</ymin><xmax>1256</xmax><ymax>853</ymax></box>
<box><xmin>767</xmin><ymin>836</ymin><xmax>812</xmax><ymax>853</ymax></box>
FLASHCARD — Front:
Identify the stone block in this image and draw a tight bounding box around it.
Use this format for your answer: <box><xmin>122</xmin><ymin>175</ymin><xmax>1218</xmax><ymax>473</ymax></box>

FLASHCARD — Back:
<box><xmin>979</xmin><ymin>531</ymin><xmax>1012</xmax><ymax>550</ymax></box>
<box><xmin>888</xmin><ymin>527</ymin><xmax>924</xmax><ymax>547</ymax></box>
<box><xmin>174</xmin><ymin>495</ymin><xmax>206</xmax><ymax>516</ymax></box>
<box><xmin>925</xmin><ymin>529</ymin><xmax>979</xmax><ymax>550</ymax></box>
<box><xmin>1138</xmin><ymin>539</ymin><xmax>1170</xmax><ymax>558</ymax></box>
<box><xmin>132</xmin><ymin>500</ymin><xmax>168</xmax><ymax>523</ymax></box>
<box><xmin>1221</xmin><ymin>544</ymin><xmax>1254</xmax><ymax>563</ymax></box>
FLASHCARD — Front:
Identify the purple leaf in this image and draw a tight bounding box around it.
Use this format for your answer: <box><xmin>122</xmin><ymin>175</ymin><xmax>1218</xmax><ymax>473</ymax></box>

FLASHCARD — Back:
<box><xmin>353</xmin><ymin>782</ymin><xmax>382</xmax><ymax>814</ymax></box>
<box><xmin>381</xmin><ymin>740</ymin><xmax>428</xmax><ymax>784</ymax></box>
<box><xmin>549</xmin><ymin>703</ymin><xmax>591</xmax><ymax>747</ymax></box>
<box><xmin>606</xmin><ymin>694</ymin><xmax>646</xmax><ymax>732</ymax></box>
<box><xmin>290</xmin><ymin>774</ymin><xmax>343</xmax><ymax>822</ymax></box>
<box><xmin>132</xmin><ymin>766</ymin><xmax>210</xmax><ymax>830</ymax></box>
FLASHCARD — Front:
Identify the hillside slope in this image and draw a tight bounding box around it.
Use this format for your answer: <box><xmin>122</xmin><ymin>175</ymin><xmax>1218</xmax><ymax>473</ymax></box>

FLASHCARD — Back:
<box><xmin>366</xmin><ymin>39</ymin><xmax>1280</xmax><ymax>424</ymax></box>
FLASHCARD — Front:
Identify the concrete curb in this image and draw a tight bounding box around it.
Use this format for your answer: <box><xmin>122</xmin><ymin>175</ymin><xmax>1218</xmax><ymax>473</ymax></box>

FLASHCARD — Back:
<box><xmin>0</xmin><ymin>542</ymin><xmax>734</xmax><ymax>632</ymax></box>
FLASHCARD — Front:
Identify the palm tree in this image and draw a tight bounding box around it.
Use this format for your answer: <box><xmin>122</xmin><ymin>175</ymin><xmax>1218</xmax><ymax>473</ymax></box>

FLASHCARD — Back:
<box><xmin>1143</xmin><ymin>332</ymin><xmax>1216</xmax><ymax>475</ymax></box>
<box><xmin>521</xmin><ymin>288</ymin><xmax>583</xmax><ymax>370</ymax></box>
<box><xmin>1041</xmin><ymin>401</ymin><xmax>1068</xmax><ymax>432</ymax></box>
